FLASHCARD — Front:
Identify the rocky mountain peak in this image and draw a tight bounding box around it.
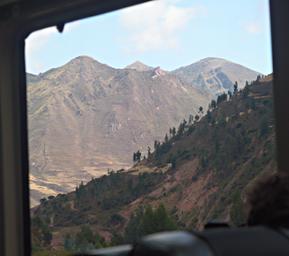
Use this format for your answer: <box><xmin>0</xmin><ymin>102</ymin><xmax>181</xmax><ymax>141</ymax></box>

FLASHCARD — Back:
<box><xmin>172</xmin><ymin>57</ymin><xmax>261</xmax><ymax>96</ymax></box>
<box><xmin>66</xmin><ymin>55</ymin><xmax>108</xmax><ymax>68</ymax></box>
<box><xmin>41</xmin><ymin>55</ymin><xmax>116</xmax><ymax>82</ymax></box>
<box><xmin>126</xmin><ymin>61</ymin><xmax>153</xmax><ymax>71</ymax></box>
<box><xmin>197</xmin><ymin>57</ymin><xmax>229</xmax><ymax>66</ymax></box>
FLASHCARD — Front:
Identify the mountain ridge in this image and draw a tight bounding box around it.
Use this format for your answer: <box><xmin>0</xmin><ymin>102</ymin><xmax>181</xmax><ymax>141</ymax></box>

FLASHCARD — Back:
<box><xmin>27</xmin><ymin>55</ymin><xmax>261</xmax><ymax>206</ymax></box>
<box><xmin>28</xmin><ymin>56</ymin><xmax>261</xmax><ymax>77</ymax></box>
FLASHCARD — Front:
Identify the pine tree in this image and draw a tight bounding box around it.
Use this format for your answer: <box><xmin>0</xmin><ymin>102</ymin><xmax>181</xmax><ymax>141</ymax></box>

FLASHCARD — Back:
<box><xmin>164</xmin><ymin>134</ymin><xmax>169</xmax><ymax>143</ymax></box>
<box><xmin>154</xmin><ymin>140</ymin><xmax>158</xmax><ymax>150</ymax></box>
<box><xmin>234</xmin><ymin>81</ymin><xmax>238</xmax><ymax>95</ymax></box>
<box><xmin>154</xmin><ymin>204</ymin><xmax>177</xmax><ymax>232</ymax></box>
<box><xmin>177</xmin><ymin>120</ymin><xmax>187</xmax><ymax>135</ymax></box>
<box><xmin>136</xmin><ymin>150</ymin><xmax>141</xmax><ymax>162</ymax></box>
<box><xmin>147</xmin><ymin>146</ymin><xmax>151</xmax><ymax>157</ymax></box>
<box><xmin>171</xmin><ymin>156</ymin><xmax>177</xmax><ymax>169</ymax></box>
<box><xmin>189</xmin><ymin>114</ymin><xmax>194</xmax><ymax>125</ymax></box>
<box><xmin>228</xmin><ymin>90</ymin><xmax>232</xmax><ymax>99</ymax></box>
<box><xmin>217</xmin><ymin>93</ymin><xmax>227</xmax><ymax>104</ymax></box>
<box><xmin>172</xmin><ymin>127</ymin><xmax>176</xmax><ymax>137</ymax></box>
<box><xmin>124</xmin><ymin>204</ymin><xmax>177</xmax><ymax>243</ymax></box>
<box><xmin>210</xmin><ymin>100</ymin><xmax>217</xmax><ymax>110</ymax></box>
<box><xmin>206</xmin><ymin>110</ymin><xmax>212</xmax><ymax>122</ymax></box>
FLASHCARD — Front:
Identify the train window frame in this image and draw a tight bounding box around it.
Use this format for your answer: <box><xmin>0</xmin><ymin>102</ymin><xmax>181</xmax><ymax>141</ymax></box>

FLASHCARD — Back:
<box><xmin>0</xmin><ymin>0</ymin><xmax>288</xmax><ymax>256</ymax></box>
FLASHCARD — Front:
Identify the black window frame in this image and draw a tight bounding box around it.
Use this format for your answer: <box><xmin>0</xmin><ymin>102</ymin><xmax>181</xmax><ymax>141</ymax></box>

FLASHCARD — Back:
<box><xmin>0</xmin><ymin>0</ymin><xmax>288</xmax><ymax>256</ymax></box>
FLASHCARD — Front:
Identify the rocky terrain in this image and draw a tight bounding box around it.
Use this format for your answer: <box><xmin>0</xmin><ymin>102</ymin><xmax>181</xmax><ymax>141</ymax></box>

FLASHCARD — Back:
<box><xmin>27</xmin><ymin>56</ymin><xmax>260</xmax><ymax>205</ymax></box>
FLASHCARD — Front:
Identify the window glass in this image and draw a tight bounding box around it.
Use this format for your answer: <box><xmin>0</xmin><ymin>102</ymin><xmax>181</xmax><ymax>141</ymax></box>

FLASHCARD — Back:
<box><xmin>26</xmin><ymin>0</ymin><xmax>273</xmax><ymax>254</ymax></box>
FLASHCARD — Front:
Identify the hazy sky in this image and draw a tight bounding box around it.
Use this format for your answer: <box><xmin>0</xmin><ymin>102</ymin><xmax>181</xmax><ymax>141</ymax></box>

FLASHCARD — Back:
<box><xmin>25</xmin><ymin>0</ymin><xmax>272</xmax><ymax>75</ymax></box>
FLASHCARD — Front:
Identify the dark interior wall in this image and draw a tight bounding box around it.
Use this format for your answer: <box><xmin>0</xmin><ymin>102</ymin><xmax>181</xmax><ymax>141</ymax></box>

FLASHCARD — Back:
<box><xmin>270</xmin><ymin>0</ymin><xmax>289</xmax><ymax>173</ymax></box>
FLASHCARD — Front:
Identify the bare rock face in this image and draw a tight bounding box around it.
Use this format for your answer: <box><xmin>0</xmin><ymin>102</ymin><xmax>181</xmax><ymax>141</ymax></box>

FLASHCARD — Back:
<box><xmin>27</xmin><ymin>56</ymin><xmax>260</xmax><ymax>206</ymax></box>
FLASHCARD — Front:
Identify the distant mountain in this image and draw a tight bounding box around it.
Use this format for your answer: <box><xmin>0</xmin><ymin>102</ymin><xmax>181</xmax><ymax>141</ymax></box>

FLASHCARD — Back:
<box><xmin>172</xmin><ymin>57</ymin><xmax>261</xmax><ymax>96</ymax></box>
<box><xmin>32</xmin><ymin>76</ymin><xmax>275</xmax><ymax>251</ymax></box>
<box><xmin>28</xmin><ymin>56</ymin><xmax>209</xmax><ymax>206</ymax></box>
<box><xmin>27</xmin><ymin>73</ymin><xmax>41</xmax><ymax>84</ymax></box>
<box><xmin>125</xmin><ymin>61</ymin><xmax>153</xmax><ymax>71</ymax></box>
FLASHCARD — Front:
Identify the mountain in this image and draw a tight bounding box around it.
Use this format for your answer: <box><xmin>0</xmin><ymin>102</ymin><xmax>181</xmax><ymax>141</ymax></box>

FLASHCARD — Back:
<box><xmin>31</xmin><ymin>75</ymin><xmax>275</xmax><ymax>251</ymax></box>
<box><xmin>172</xmin><ymin>57</ymin><xmax>261</xmax><ymax>96</ymax></box>
<box><xmin>27</xmin><ymin>73</ymin><xmax>41</xmax><ymax>84</ymax></box>
<box><xmin>125</xmin><ymin>61</ymin><xmax>153</xmax><ymax>71</ymax></box>
<box><xmin>28</xmin><ymin>56</ymin><xmax>209</xmax><ymax>206</ymax></box>
<box><xmin>27</xmin><ymin>56</ymin><xmax>261</xmax><ymax>206</ymax></box>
